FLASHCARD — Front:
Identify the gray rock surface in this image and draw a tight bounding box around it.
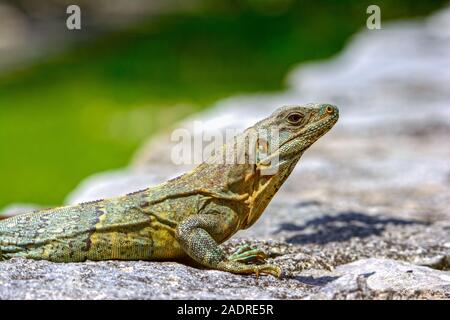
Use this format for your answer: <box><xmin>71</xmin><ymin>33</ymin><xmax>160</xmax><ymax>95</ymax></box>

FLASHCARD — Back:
<box><xmin>0</xmin><ymin>258</ymin><xmax>305</xmax><ymax>300</ymax></box>
<box><xmin>1</xmin><ymin>8</ymin><xmax>450</xmax><ymax>299</ymax></box>
<box><xmin>0</xmin><ymin>256</ymin><xmax>447</xmax><ymax>300</ymax></box>
<box><xmin>305</xmin><ymin>258</ymin><xmax>450</xmax><ymax>299</ymax></box>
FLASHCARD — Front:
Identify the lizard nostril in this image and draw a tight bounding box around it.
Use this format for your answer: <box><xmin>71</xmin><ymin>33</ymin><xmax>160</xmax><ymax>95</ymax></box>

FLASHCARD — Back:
<box><xmin>325</xmin><ymin>106</ymin><xmax>334</xmax><ymax>114</ymax></box>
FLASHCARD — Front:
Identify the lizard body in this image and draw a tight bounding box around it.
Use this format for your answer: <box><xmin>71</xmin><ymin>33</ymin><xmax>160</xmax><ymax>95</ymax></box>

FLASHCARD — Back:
<box><xmin>0</xmin><ymin>103</ymin><xmax>338</xmax><ymax>276</ymax></box>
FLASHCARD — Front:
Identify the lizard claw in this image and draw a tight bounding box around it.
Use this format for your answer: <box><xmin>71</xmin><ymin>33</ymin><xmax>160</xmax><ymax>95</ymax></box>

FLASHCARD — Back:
<box><xmin>254</xmin><ymin>264</ymin><xmax>282</xmax><ymax>278</ymax></box>
<box><xmin>217</xmin><ymin>261</ymin><xmax>282</xmax><ymax>278</ymax></box>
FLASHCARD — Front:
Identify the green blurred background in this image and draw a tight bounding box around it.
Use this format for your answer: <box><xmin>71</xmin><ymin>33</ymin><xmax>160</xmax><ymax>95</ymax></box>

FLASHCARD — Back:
<box><xmin>0</xmin><ymin>0</ymin><xmax>447</xmax><ymax>209</ymax></box>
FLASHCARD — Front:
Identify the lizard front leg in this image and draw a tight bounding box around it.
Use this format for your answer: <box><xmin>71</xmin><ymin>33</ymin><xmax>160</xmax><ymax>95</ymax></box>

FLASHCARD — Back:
<box><xmin>175</xmin><ymin>213</ymin><xmax>281</xmax><ymax>277</ymax></box>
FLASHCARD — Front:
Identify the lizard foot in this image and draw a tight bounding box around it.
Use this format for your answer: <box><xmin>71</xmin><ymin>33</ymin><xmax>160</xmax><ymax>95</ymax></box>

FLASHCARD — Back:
<box><xmin>228</xmin><ymin>244</ymin><xmax>267</xmax><ymax>264</ymax></box>
<box><xmin>217</xmin><ymin>260</ymin><xmax>281</xmax><ymax>278</ymax></box>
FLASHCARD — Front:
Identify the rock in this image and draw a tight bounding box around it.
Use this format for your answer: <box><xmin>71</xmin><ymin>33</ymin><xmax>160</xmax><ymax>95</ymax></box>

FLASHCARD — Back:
<box><xmin>305</xmin><ymin>258</ymin><xmax>450</xmax><ymax>299</ymax></box>
<box><xmin>0</xmin><ymin>258</ymin><xmax>308</xmax><ymax>300</ymax></box>
<box><xmin>0</xmin><ymin>257</ymin><xmax>448</xmax><ymax>300</ymax></box>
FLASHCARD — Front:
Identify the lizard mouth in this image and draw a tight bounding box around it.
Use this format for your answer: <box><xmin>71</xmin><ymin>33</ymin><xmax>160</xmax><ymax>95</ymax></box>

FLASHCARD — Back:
<box><xmin>292</xmin><ymin>111</ymin><xmax>339</xmax><ymax>144</ymax></box>
<box><xmin>257</xmin><ymin>111</ymin><xmax>338</xmax><ymax>168</ymax></box>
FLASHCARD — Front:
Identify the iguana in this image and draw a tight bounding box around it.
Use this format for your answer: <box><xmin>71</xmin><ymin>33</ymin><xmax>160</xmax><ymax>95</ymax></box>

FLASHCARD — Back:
<box><xmin>0</xmin><ymin>103</ymin><xmax>338</xmax><ymax>277</ymax></box>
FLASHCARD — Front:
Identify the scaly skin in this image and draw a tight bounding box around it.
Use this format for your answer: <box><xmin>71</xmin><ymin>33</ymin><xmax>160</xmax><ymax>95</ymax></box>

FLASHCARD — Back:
<box><xmin>0</xmin><ymin>103</ymin><xmax>338</xmax><ymax>277</ymax></box>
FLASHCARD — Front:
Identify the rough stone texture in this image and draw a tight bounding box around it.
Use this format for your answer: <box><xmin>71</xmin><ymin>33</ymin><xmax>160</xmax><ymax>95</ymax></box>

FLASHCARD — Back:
<box><xmin>1</xmin><ymin>8</ymin><xmax>450</xmax><ymax>299</ymax></box>
<box><xmin>0</xmin><ymin>258</ymin><xmax>305</xmax><ymax>300</ymax></box>
<box><xmin>304</xmin><ymin>258</ymin><xmax>450</xmax><ymax>300</ymax></box>
<box><xmin>0</xmin><ymin>256</ymin><xmax>448</xmax><ymax>300</ymax></box>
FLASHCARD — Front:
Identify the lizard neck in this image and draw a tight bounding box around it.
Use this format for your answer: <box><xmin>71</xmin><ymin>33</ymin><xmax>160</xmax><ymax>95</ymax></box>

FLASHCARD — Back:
<box><xmin>191</xmin><ymin>142</ymin><xmax>302</xmax><ymax>230</ymax></box>
<box><xmin>237</xmin><ymin>154</ymin><xmax>302</xmax><ymax>229</ymax></box>
<box><xmin>178</xmin><ymin>128</ymin><xmax>303</xmax><ymax>230</ymax></box>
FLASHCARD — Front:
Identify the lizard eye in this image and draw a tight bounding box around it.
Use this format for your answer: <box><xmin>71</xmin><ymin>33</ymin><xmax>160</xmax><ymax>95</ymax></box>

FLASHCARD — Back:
<box><xmin>287</xmin><ymin>112</ymin><xmax>304</xmax><ymax>125</ymax></box>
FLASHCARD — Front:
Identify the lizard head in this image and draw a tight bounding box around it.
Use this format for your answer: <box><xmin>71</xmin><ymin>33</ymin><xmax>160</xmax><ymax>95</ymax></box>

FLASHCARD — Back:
<box><xmin>252</xmin><ymin>103</ymin><xmax>339</xmax><ymax>171</ymax></box>
<box><xmin>230</xmin><ymin>103</ymin><xmax>339</xmax><ymax>230</ymax></box>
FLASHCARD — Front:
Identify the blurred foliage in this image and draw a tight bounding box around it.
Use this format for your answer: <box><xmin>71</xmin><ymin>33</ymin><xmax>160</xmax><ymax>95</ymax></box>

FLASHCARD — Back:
<box><xmin>0</xmin><ymin>0</ymin><xmax>446</xmax><ymax>209</ymax></box>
